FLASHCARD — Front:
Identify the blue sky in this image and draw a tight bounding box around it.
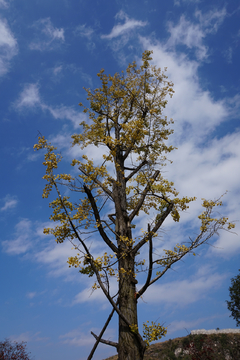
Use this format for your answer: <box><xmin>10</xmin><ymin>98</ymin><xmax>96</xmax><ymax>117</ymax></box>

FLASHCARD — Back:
<box><xmin>1</xmin><ymin>0</ymin><xmax>240</xmax><ymax>359</ymax></box>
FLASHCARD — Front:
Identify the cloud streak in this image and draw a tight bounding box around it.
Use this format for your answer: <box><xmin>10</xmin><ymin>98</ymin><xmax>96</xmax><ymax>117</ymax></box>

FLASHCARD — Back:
<box><xmin>29</xmin><ymin>18</ymin><xmax>65</xmax><ymax>51</ymax></box>
<box><xmin>0</xmin><ymin>194</ymin><xmax>18</xmax><ymax>211</ymax></box>
<box><xmin>0</xmin><ymin>18</ymin><xmax>18</xmax><ymax>76</ymax></box>
<box><xmin>166</xmin><ymin>8</ymin><xmax>226</xmax><ymax>60</ymax></box>
<box><xmin>15</xmin><ymin>83</ymin><xmax>86</xmax><ymax>128</ymax></box>
<box><xmin>101</xmin><ymin>11</ymin><xmax>147</xmax><ymax>39</ymax></box>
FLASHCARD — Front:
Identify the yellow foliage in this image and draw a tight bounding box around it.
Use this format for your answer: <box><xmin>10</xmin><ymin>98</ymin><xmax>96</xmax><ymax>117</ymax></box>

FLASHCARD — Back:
<box><xmin>129</xmin><ymin>324</ymin><xmax>138</xmax><ymax>334</ymax></box>
<box><xmin>143</xmin><ymin>321</ymin><xmax>167</xmax><ymax>348</ymax></box>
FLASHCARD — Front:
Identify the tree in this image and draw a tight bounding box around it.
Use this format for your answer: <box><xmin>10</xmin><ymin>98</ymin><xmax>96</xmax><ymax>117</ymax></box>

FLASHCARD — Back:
<box><xmin>226</xmin><ymin>269</ymin><xmax>240</xmax><ymax>327</ymax></box>
<box><xmin>0</xmin><ymin>339</ymin><xmax>32</xmax><ymax>360</ymax></box>
<box><xmin>34</xmin><ymin>51</ymin><xmax>235</xmax><ymax>360</ymax></box>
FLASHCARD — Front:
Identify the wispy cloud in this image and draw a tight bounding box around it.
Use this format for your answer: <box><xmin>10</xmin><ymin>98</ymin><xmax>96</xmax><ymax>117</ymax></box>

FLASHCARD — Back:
<box><xmin>26</xmin><ymin>291</ymin><xmax>37</xmax><ymax>299</ymax></box>
<box><xmin>166</xmin><ymin>8</ymin><xmax>226</xmax><ymax>60</ymax></box>
<box><xmin>74</xmin><ymin>24</ymin><xmax>94</xmax><ymax>39</ymax></box>
<box><xmin>15</xmin><ymin>83</ymin><xmax>41</xmax><ymax>108</ymax></box>
<box><xmin>0</xmin><ymin>0</ymin><xmax>9</xmax><ymax>8</ymax></box>
<box><xmin>0</xmin><ymin>194</ymin><xmax>18</xmax><ymax>211</ymax></box>
<box><xmin>15</xmin><ymin>83</ymin><xmax>86</xmax><ymax>128</ymax></box>
<box><xmin>0</xmin><ymin>18</ymin><xmax>18</xmax><ymax>75</ymax></box>
<box><xmin>1</xmin><ymin>218</ymin><xmax>83</xmax><ymax>281</ymax></box>
<box><xmin>53</xmin><ymin>64</ymin><xmax>63</xmax><ymax>76</ymax></box>
<box><xmin>101</xmin><ymin>11</ymin><xmax>147</xmax><ymax>40</ymax></box>
<box><xmin>174</xmin><ymin>0</ymin><xmax>201</xmax><ymax>5</ymax></box>
<box><xmin>59</xmin><ymin>326</ymin><xmax>115</xmax><ymax>347</ymax></box>
<box><xmin>59</xmin><ymin>328</ymin><xmax>94</xmax><ymax>347</ymax></box>
<box><xmin>137</xmin><ymin>33</ymin><xmax>240</xmax><ymax>256</ymax></box>
<box><xmin>1</xmin><ymin>219</ymin><xmax>33</xmax><ymax>255</ymax></box>
<box><xmin>74</xmin><ymin>24</ymin><xmax>96</xmax><ymax>50</ymax></box>
<box><xmin>9</xmin><ymin>332</ymin><xmax>49</xmax><ymax>343</ymax></box>
<box><xmin>29</xmin><ymin>18</ymin><xmax>65</xmax><ymax>51</ymax></box>
<box><xmin>142</xmin><ymin>271</ymin><xmax>226</xmax><ymax>306</ymax></box>
<box><xmin>47</xmin><ymin>104</ymin><xmax>87</xmax><ymax>128</ymax></box>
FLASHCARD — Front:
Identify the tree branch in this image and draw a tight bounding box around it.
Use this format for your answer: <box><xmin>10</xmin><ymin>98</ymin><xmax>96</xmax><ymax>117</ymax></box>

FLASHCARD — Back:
<box><xmin>136</xmin><ymin>224</ymin><xmax>153</xmax><ymax>299</ymax></box>
<box><xmin>79</xmin><ymin>167</ymin><xmax>114</xmax><ymax>199</ymax></box>
<box><xmin>52</xmin><ymin>181</ymin><xmax>131</xmax><ymax>331</ymax></box>
<box><xmin>90</xmin><ymin>332</ymin><xmax>118</xmax><ymax>348</ymax></box>
<box><xmin>133</xmin><ymin>200</ymin><xmax>173</xmax><ymax>254</ymax></box>
<box><xmin>129</xmin><ymin>170</ymin><xmax>160</xmax><ymax>222</ymax></box>
<box><xmin>148</xmin><ymin>228</ymin><xmax>220</xmax><ymax>287</ymax></box>
<box><xmin>87</xmin><ymin>298</ymin><xmax>119</xmax><ymax>359</ymax></box>
<box><xmin>125</xmin><ymin>160</ymin><xmax>148</xmax><ymax>183</ymax></box>
<box><xmin>83</xmin><ymin>185</ymin><xmax>118</xmax><ymax>254</ymax></box>
<box><xmin>108</xmin><ymin>214</ymin><xmax>116</xmax><ymax>225</ymax></box>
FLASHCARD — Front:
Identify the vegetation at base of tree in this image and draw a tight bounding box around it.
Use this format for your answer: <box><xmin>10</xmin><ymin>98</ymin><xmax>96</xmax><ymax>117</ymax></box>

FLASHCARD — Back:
<box><xmin>34</xmin><ymin>50</ymin><xmax>235</xmax><ymax>360</ymax></box>
<box><xmin>226</xmin><ymin>269</ymin><xmax>240</xmax><ymax>327</ymax></box>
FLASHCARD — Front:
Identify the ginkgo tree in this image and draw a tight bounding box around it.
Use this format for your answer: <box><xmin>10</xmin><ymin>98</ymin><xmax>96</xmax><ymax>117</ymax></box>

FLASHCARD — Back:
<box><xmin>34</xmin><ymin>51</ymin><xmax>235</xmax><ymax>360</ymax></box>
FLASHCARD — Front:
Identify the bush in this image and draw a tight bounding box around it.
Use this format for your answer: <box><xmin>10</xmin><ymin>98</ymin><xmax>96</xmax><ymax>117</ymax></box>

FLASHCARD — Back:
<box><xmin>0</xmin><ymin>339</ymin><xmax>32</xmax><ymax>360</ymax></box>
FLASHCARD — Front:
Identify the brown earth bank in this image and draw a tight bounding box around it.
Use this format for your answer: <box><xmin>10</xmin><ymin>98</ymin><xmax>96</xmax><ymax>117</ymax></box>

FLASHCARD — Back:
<box><xmin>104</xmin><ymin>333</ymin><xmax>240</xmax><ymax>360</ymax></box>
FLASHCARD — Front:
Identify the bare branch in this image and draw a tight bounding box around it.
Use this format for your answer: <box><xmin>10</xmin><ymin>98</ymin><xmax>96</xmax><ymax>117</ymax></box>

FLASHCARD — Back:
<box><xmin>108</xmin><ymin>214</ymin><xmax>116</xmax><ymax>225</ymax></box>
<box><xmin>90</xmin><ymin>332</ymin><xmax>118</xmax><ymax>349</ymax></box>
<box><xmin>87</xmin><ymin>298</ymin><xmax>119</xmax><ymax>359</ymax></box>
<box><xmin>148</xmin><ymin>228</ymin><xmax>221</xmax><ymax>287</ymax></box>
<box><xmin>136</xmin><ymin>224</ymin><xmax>153</xmax><ymax>299</ymax></box>
<box><xmin>52</xmin><ymin>181</ymin><xmax>132</xmax><ymax>330</ymax></box>
<box><xmin>133</xmin><ymin>201</ymin><xmax>173</xmax><ymax>254</ymax></box>
<box><xmin>129</xmin><ymin>170</ymin><xmax>160</xmax><ymax>223</ymax></box>
<box><xmin>83</xmin><ymin>185</ymin><xmax>118</xmax><ymax>254</ymax></box>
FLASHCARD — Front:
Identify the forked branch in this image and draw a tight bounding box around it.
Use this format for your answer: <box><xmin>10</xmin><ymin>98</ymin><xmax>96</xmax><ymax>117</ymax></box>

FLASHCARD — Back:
<box><xmin>79</xmin><ymin>167</ymin><xmax>114</xmax><ymax>199</ymax></box>
<box><xmin>129</xmin><ymin>170</ymin><xmax>160</xmax><ymax>222</ymax></box>
<box><xmin>83</xmin><ymin>185</ymin><xmax>118</xmax><ymax>254</ymax></box>
<box><xmin>91</xmin><ymin>332</ymin><xmax>118</xmax><ymax>348</ymax></box>
<box><xmin>133</xmin><ymin>199</ymin><xmax>173</xmax><ymax>254</ymax></box>
<box><xmin>87</xmin><ymin>299</ymin><xmax>119</xmax><ymax>360</ymax></box>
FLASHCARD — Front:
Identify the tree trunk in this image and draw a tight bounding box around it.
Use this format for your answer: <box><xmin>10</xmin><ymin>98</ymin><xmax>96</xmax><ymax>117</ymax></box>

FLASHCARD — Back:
<box><xmin>113</xmin><ymin>148</ymin><xmax>146</xmax><ymax>359</ymax></box>
<box><xmin>118</xmin><ymin>256</ymin><xmax>145</xmax><ymax>360</ymax></box>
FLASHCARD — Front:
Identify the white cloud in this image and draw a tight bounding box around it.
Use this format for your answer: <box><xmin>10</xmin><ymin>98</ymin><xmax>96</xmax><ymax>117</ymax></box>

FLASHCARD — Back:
<box><xmin>140</xmin><ymin>38</ymin><xmax>228</xmax><ymax>141</ymax></box>
<box><xmin>167</xmin><ymin>16</ymin><xmax>207</xmax><ymax>60</ymax></box>
<box><xmin>60</xmin><ymin>328</ymin><xmax>94</xmax><ymax>347</ymax></box>
<box><xmin>34</xmin><ymin>240</ymin><xmax>78</xmax><ymax>278</ymax></box>
<box><xmin>224</xmin><ymin>46</ymin><xmax>233</xmax><ymax>63</ymax></box>
<box><xmin>59</xmin><ymin>326</ymin><xmax>115</xmax><ymax>347</ymax></box>
<box><xmin>47</xmin><ymin>104</ymin><xmax>87</xmax><ymax>128</ymax></box>
<box><xmin>0</xmin><ymin>18</ymin><xmax>18</xmax><ymax>75</ymax></box>
<box><xmin>74</xmin><ymin>24</ymin><xmax>94</xmax><ymax>39</ymax></box>
<box><xmin>101</xmin><ymin>11</ymin><xmax>147</xmax><ymax>40</ymax></box>
<box><xmin>10</xmin><ymin>332</ymin><xmax>49</xmax><ymax>343</ymax></box>
<box><xmin>168</xmin><ymin>314</ymin><xmax>223</xmax><ymax>334</ymax></box>
<box><xmin>53</xmin><ymin>64</ymin><xmax>63</xmax><ymax>75</ymax></box>
<box><xmin>26</xmin><ymin>292</ymin><xmax>37</xmax><ymax>299</ymax></box>
<box><xmin>15</xmin><ymin>83</ymin><xmax>41</xmax><ymax>108</ymax></box>
<box><xmin>15</xmin><ymin>83</ymin><xmax>86</xmax><ymax>128</ymax></box>
<box><xmin>0</xmin><ymin>194</ymin><xmax>18</xmax><ymax>211</ymax></box>
<box><xmin>195</xmin><ymin>8</ymin><xmax>227</xmax><ymax>34</ymax></box>
<box><xmin>166</xmin><ymin>8</ymin><xmax>226</xmax><ymax>60</ymax></box>
<box><xmin>72</xmin><ymin>287</ymin><xmax>106</xmax><ymax>305</ymax></box>
<box><xmin>142</xmin><ymin>271</ymin><xmax>226</xmax><ymax>306</ymax></box>
<box><xmin>174</xmin><ymin>0</ymin><xmax>201</xmax><ymax>5</ymax></box>
<box><xmin>29</xmin><ymin>18</ymin><xmax>65</xmax><ymax>51</ymax></box>
<box><xmin>0</xmin><ymin>0</ymin><xmax>9</xmax><ymax>8</ymax></box>
<box><xmin>1</xmin><ymin>218</ymin><xmax>84</xmax><ymax>281</ymax></box>
<box><xmin>2</xmin><ymin>219</ymin><xmax>33</xmax><ymax>255</ymax></box>
<box><xmin>136</xmin><ymin>34</ymin><xmax>240</xmax><ymax>259</ymax></box>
